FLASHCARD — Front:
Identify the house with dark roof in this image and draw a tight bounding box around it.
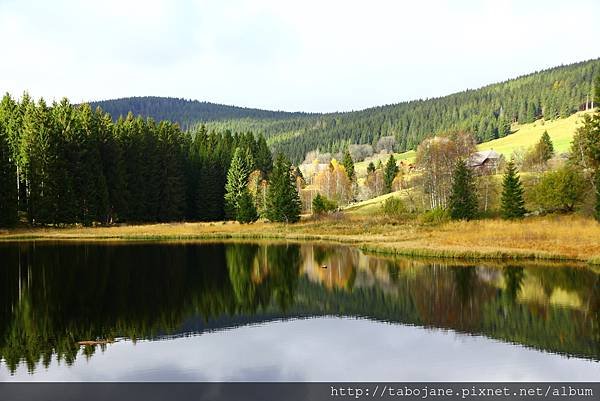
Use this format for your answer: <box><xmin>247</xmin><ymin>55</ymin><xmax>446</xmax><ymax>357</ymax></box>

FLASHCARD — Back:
<box><xmin>468</xmin><ymin>150</ymin><xmax>502</xmax><ymax>172</ymax></box>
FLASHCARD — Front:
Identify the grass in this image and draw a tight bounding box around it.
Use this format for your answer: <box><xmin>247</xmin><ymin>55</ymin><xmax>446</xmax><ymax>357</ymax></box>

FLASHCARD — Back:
<box><xmin>352</xmin><ymin>111</ymin><xmax>590</xmax><ymax>178</ymax></box>
<box><xmin>345</xmin><ymin>191</ymin><xmax>406</xmax><ymax>215</ymax></box>
<box><xmin>477</xmin><ymin>111</ymin><xmax>591</xmax><ymax>158</ymax></box>
<box><xmin>346</xmin><ymin>112</ymin><xmax>592</xmax><ymax>215</ymax></box>
<box><xmin>354</xmin><ymin>150</ymin><xmax>416</xmax><ymax>176</ymax></box>
<box><xmin>2</xmin><ymin>214</ymin><xmax>600</xmax><ymax>265</ymax></box>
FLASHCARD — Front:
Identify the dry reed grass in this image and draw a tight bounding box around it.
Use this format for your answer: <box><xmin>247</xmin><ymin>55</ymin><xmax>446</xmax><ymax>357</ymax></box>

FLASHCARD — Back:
<box><xmin>1</xmin><ymin>214</ymin><xmax>599</xmax><ymax>264</ymax></box>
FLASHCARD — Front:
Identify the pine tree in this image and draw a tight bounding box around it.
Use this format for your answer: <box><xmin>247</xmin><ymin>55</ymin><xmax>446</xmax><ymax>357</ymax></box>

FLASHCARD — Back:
<box><xmin>501</xmin><ymin>160</ymin><xmax>527</xmax><ymax>219</ymax></box>
<box><xmin>255</xmin><ymin>134</ymin><xmax>273</xmax><ymax>175</ymax></box>
<box><xmin>0</xmin><ymin>122</ymin><xmax>18</xmax><ymax>226</ymax></box>
<box><xmin>22</xmin><ymin>99</ymin><xmax>58</xmax><ymax>224</ymax></box>
<box><xmin>448</xmin><ymin>159</ymin><xmax>478</xmax><ymax>220</ymax></box>
<box><xmin>539</xmin><ymin>130</ymin><xmax>554</xmax><ymax>162</ymax></box>
<box><xmin>97</xmin><ymin>111</ymin><xmax>127</xmax><ymax>223</ymax></box>
<box><xmin>383</xmin><ymin>154</ymin><xmax>398</xmax><ymax>193</ymax></box>
<box><xmin>156</xmin><ymin>121</ymin><xmax>186</xmax><ymax>222</ymax></box>
<box><xmin>266</xmin><ymin>153</ymin><xmax>301</xmax><ymax>223</ymax></box>
<box><xmin>236</xmin><ymin>188</ymin><xmax>258</xmax><ymax>224</ymax></box>
<box><xmin>367</xmin><ymin>161</ymin><xmax>376</xmax><ymax>174</ymax></box>
<box><xmin>224</xmin><ymin>147</ymin><xmax>253</xmax><ymax>220</ymax></box>
<box><xmin>497</xmin><ymin>115</ymin><xmax>511</xmax><ymax>138</ymax></box>
<box><xmin>0</xmin><ymin>94</ymin><xmax>24</xmax><ymax>212</ymax></box>
<box><xmin>595</xmin><ymin>172</ymin><xmax>600</xmax><ymax>222</ymax></box>
<box><xmin>75</xmin><ymin>104</ymin><xmax>109</xmax><ymax>225</ymax></box>
<box><xmin>342</xmin><ymin>147</ymin><xmax>355</xmax><ymax>181</ymax></box>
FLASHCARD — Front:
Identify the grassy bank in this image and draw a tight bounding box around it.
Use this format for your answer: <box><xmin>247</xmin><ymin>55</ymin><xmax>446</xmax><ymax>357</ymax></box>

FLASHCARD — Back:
<box><xmin>1</xmin><ymin>214</ymin><xmax>599</xmax><ymax>264</ymax></box>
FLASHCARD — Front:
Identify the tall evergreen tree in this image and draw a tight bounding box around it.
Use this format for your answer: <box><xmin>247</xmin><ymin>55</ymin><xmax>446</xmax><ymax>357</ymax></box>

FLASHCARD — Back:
<box><xmin>97</xmin><ymin>111</ymin><xmax>127</xmax><ymax>223</ymax></box>
<box><xmin>448</xmin><ymin>159</ymin><xmax>478</xmax><ymax>220</ymax></box>
<box><xmin>595</xmin><ymin>172</ymin><xmax>600</xmax><ymax>221</ymax></box>
<box><xmin>75</xmin><ymin>104</ymin><xmax>109</xmax><ymax>225</ymax></box>
<box><xmin>266</xmin><ymin>153</ymin><xmax>301</xmax><ymax>223</ymax></box>
<box><xmin>224</xmin><ymin>147</ymin><xmax>254</xmax><ymax>220</ymax></box>
<box><xmin>570</xmin><ymin>83</ymin><xmax>600</xmax><ymax>221</ymax></box>
<box><xmin>342</xmin><ymin>147</ymin><xmax>355</xmax><ymax>181</ymax></box>
<box><xmin>0</xmin><ymin>94</ymin><xmax>25</xmax><ymax>212</ymax></box>
<box><xmin>255</xmin><ymin>134</ymin><xmax>273</xmax><ymax>175</ymax></box>
<box><xmin>0</xmin><ymin>123</ymin><xmax>18</xmax><ymax>226</ymax></box>
<box><xmin>594</xmin><ymin>75</ymin><xmax>600</xmax><ymax>106</ymax></box>
<box><xmin>21</xmin><ymin>99</ymin><xmax>58</xmax><ymax>224</ymax></box>
<box><xmin>501</xmin><ymin>160</ymin><xmax>527</xmax><ymax>219</ymax></box>
<box><xmin>539</xmin><ymin>130</ymin><xmax>554</xmax><ymax>162</ymax></box>
<box><xmin>236</xmin><ymin>188</ymin><xmax>258</xmax><ymax>224</ymax></box>
<box><xmin>497</xmin><ymin>115</ymin><xmax>511</xmax><ymax>138</ymax></box>
<box><xmin>156</xmin><ymin>121</ymin><xmax>186</xmax><ymax>221</ymax></box>
<box><xmin>383</xmin><ymin>154</ymin><xmax>398</xmax><ymax>193</ymax></box>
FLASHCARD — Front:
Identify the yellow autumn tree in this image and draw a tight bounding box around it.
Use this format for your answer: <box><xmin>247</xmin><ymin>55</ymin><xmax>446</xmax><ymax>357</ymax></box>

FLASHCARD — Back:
<box><xmin>314</xmin><ymin>159</ymin><xmax>352</xmax><ymax>205</ymax></box>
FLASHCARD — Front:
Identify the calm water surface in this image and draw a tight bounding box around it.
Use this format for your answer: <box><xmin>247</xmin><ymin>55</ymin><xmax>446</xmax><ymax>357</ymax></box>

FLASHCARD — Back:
<box><xmin>0</xmin><ymin>241</ymin><xmax>599</xmax><ymax>381</ymax></box>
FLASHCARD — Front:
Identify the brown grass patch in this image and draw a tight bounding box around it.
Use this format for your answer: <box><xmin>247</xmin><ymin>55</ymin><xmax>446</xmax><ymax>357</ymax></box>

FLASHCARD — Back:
<box><xmin>2</xmin><ymin>214</ymin><xmax>599</xmax><ymax>263</ymax></box>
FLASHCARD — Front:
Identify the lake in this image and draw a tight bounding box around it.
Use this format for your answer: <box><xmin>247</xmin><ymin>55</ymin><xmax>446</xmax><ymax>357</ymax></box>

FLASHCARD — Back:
<box><xmin>0</xmin><ymin>241</ymin><xmax>599</xmax><ymax>381</ymax></box>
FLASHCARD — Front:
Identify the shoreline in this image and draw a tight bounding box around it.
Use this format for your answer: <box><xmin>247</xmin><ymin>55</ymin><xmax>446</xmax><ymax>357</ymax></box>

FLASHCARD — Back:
<box><xmin>2</xmin><ymin>215</ymin><xmax>599</xmax><ymax>265</ymax></box>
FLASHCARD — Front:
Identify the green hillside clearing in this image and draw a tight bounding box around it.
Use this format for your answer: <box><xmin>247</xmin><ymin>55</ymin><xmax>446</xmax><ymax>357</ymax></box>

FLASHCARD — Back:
<box><xmin>345</xmin><ymin>111</ymin><xmax>593</xmax><ymax>215</ymax></box>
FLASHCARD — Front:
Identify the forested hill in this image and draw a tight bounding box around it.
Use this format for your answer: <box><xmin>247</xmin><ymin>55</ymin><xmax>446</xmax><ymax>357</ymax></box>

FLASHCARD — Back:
<box><xmin>91</xmin><ymin>59</ymin><xmax>600</xmax><ymax>163</ymax></box>
<box><xmin>88</xmin><ymin>96</ymin><xmax>311</xmax><ymax>129</ymax></box>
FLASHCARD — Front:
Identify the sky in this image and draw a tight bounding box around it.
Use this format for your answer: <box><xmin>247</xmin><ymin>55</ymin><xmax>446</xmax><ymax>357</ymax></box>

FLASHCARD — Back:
<box><xmin>0</xmin><ymin>0</ymin><xmax>599</xmax><ymax>113</ymax></box>
<box><xmin>5</xmin><ymin>318</ymin><xmax>600</xmax><ymax>381</ymax></box>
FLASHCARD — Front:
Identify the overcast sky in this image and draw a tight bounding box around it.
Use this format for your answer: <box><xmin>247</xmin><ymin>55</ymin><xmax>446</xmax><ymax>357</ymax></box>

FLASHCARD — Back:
<box><xmin>1</xmin><ymin>0</ymin><xmax>599</xmax><ymax>113</ymax></box>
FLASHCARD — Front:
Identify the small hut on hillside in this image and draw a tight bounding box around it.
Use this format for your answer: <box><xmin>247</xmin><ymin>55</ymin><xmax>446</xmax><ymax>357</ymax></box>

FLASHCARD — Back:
<box><xmin>468</xmin><ymin>150</ymin><xmax>502</xmax><ymax>172</ymax></box>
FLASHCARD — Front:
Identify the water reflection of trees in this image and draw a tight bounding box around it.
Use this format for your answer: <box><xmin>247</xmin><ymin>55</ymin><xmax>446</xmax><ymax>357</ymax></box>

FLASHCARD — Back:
<box><xmin>0</xmin><ymin>242</ymin><xmax>301</xmax><ymax>374</ymax></box>
<box><xmin>0</xmin><ymin>242</ymin><xmax>599</xmax><ymax>375</ymax></box>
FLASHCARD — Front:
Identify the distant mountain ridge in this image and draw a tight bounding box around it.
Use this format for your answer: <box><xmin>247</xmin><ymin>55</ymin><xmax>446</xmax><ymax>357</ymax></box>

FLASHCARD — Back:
<box><xmin>89</xmin><ymin>96</ymin><xmax>312</xmax><ymax>129</ymax></box>
<box><xmin>89</xmin><ymin>58</ymin><xmax>600</xmax><ymax>163</ymax></box>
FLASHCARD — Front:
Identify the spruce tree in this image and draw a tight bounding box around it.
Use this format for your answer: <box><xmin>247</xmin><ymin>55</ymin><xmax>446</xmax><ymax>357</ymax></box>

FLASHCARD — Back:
<box><xmin>449</xmin><ymin>159</ymin><xmax>478</xmax><ymax>220</ymax></box>
<box><xmin>383</xmin><ymin>154</ymin><xmax>398</xmax><ymax>193</ymax></box>
<box><xmin>595</xmin><ymin>172</ymin><xmax>600</xmax><ymax>222</ymax></box>
<box><xmin>236</xmin><ymin>188</ymin><xmax>258</xmax><ymax>224</ymax></box>
<box><xmin>497</xmin><ymin>115</ymin><xmax>511</xmax><ymax>138</ymax></box>
<box><xmin>97</xmin><ymin>111</ymin><xmax>127</xmax><ymax>223</ymax></box>
<box><xmin>539</xmin><ymin>131</ymin><xmax>554</xmax><ymax>162</ymax></box>
<box><xmin>342</xmin><ymin>147</ymin><xmax>355</xmax><ymax>181</ymax></box>
<box><xmin>224</xmin><ymin>147</ymin><xmax>253</xmax><ymax>220</ymax></box>
<box><xmin>266</xmin><ymin>153</ymin><xmax>301</xmax><ymax>223</ymax></box>
<box><xmin>22</xmin><ymin>99</ymin><xmax>57</xmax><ymax>224</ymax></box>
<box><xmin>594</xmin><ymin>75</ymin><xmax>600</xmax><ymax>106</ymax></box>
<box><xmin>0</xmin><ymin>123</ymin><xmax>18</xmax><ymax>226</ymax></box>
<box><xmin>156</xmin><ymin>121</ymin><xmax>186</xmax><ymax>222</ymax></box>
<box><xmin>255</xmin><ymin>134</ymin><xmax>273</xmax><ymax>175</ymax></box>
<box><xmin>501</xmin><ymin>160</ymin><xmax>527</xmax><ymax>219</ymax></box>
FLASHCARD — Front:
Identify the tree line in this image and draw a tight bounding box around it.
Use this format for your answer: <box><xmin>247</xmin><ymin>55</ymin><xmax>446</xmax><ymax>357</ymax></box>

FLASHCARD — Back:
<box><xmin>0</xmin><ymin>94</ymin><xmax>301</xmax><ymax>227</ymax></box>
<box><xmin>79</xmin><ymin>60</ymin><xmax>600</xmax><ymax>166</ymax></box>
<box><xmin>207</xmin><ymin>58</ymin><xmax>600</xmax><ymax>163</ymax></box>
<box><xmin>89</xmin><ymin>96</ymin><xmax>313</xmax><ymax>131</ymax></box>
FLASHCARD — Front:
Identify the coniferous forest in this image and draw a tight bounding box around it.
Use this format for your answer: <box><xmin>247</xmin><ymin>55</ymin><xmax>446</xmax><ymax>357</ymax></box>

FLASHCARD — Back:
<box><xmin>92</xmin><ymin>58</ymin><xmax>600</xmax><ymax>163</ymax></box>
<box><xmin>0</xmin><ymin>94</ymin><xmax>274</xmax><ymax>226</ymax></box>
<box><xmin>1</xmin><ymin>59</ymin><xmax>599</xmax><ymax>228</ymax></box>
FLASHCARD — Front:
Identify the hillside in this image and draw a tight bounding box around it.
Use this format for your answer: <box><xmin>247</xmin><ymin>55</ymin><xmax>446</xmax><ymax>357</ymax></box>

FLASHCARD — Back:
<box><xmin>477</xmin><ymin>110</ymin><xmax>590</xmax><ymax>157</ymax></box>
<box><xmin>88</xmin><ymin>96</ymin><xmax>311</xmax><ymax>129</ymax></box>
<box><xmin>90</xmin><ymin>59</ymin><xmax>600</xmax><ymax>163</ymax></box>
<box><xmin>352</xmin><ymin>110</ymin><xmax>591</xmax><ymax>175</ymax></box>
<box><xmin>346</xmin><ymin>111</ymin><xmax>590</xmax><ymax>215</ymax></box>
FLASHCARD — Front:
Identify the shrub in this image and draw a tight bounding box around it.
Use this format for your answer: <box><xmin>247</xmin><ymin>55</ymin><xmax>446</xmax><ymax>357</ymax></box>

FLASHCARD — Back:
<box><xmin>529</xmin><ymin>166</ymin><xmax>587</xmax><ymax>212</ymax></box>
<box><xmin>312</xmin><ymin>193</ymin><xmax>337</xmax><ymax>215</ymax></box>
<box><xmin>419</xmin><ymin>207</ymin><xmax>450</xmax><ymax>225</ymax></box>
<box><xmin>381</xmin><ymin>197</ymin><xmax>407</xmax><ymax>218</ymax></box>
